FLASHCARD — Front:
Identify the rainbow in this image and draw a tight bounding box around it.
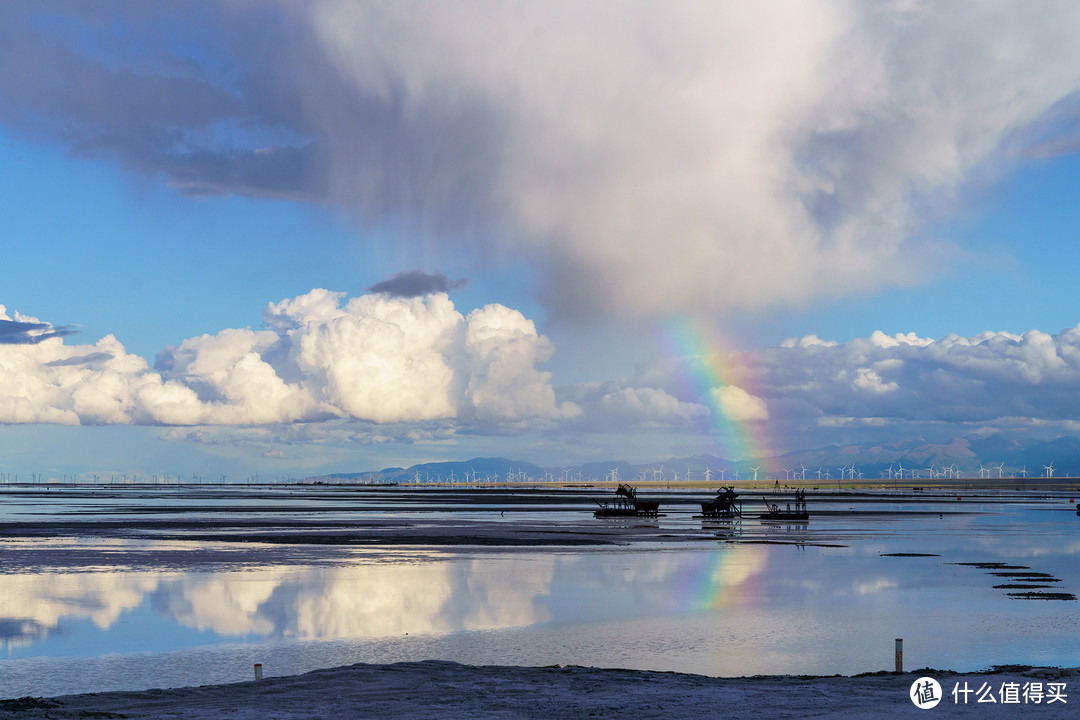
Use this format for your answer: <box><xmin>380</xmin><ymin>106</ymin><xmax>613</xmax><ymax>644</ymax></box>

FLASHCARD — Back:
<box><xmin>657</xmin><ymin>319</ymin><xmax>777</xmax><ymax>473</ymax></box>
<box><xmin>669</xmin><ymin>545</ymin><xmax>770</xmax><ymax>611</ymax></box>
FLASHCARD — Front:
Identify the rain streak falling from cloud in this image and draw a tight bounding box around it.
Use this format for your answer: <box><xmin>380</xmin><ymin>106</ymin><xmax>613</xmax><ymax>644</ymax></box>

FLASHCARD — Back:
<box><xmin>4</xmin><ymin>2</ymin><xmax>1080</xmax><ymax>320</ymax></box>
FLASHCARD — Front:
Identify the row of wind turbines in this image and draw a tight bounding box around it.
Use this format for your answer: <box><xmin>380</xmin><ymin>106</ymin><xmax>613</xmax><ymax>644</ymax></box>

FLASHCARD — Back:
<box><xmin>606</xmin><ymin>460</ymin><xmax>1061</xmax><ymax>485</ymax></box>
<box><xmin>0</xmin><ymin>459</ymin><xmax>1063</xmax><ymax>488</ymax></box>
<box><xmin>410</xmin><ymin>467</ymin><xmax>589</xmax><ymax>485</ymax></box>
<box><xmin>884</xmin><ymin>461</ymin><xmax>1058</xmax><ymax>480</ymax></box>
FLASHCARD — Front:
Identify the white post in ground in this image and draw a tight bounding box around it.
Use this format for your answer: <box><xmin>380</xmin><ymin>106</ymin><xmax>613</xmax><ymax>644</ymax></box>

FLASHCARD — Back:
<box><xmin>254</xmin><ymin>663</ymin><xmax>264</xmax><ymax>680</ymax></box>
<box><xmin>895</xmin><ymin>639</ymin><xmax>903</xmax><ymax>673</ymax></box>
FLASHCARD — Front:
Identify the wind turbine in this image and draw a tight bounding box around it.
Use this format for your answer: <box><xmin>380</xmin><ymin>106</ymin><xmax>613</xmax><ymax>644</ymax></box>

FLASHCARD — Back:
<box><xmin>1044</xmin><ymin>462</ymin><xmax>1055</xmax><ymax>479</ymax></box>
<box><xmin>751</xmin><ymin>466</ymin><xmax>760</xmax><ymax>483</ymax></box>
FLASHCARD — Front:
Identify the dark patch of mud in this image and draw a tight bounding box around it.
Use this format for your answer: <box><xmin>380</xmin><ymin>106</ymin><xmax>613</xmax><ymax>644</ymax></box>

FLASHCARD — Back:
<box><xmin>1006</xmin><ymin>591</ymin><xmax>1076</xmax><ymax>601</ymax></box>
<box><xmin>949</xmin><ymin>562</ymin><xmax>1030</xmax><ymax>570</ymax></box>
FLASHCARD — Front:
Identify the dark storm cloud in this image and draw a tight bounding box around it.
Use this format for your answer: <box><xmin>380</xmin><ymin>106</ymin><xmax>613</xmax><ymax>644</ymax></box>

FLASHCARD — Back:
<box><xmin>366</xmin><ymin>271</ymin><xmax>467</xmax><ymax>298</ymax></box>
<box><xmin>6</xmin><ymin>2</ymin><xmax>1080</xmax><ymax>320</ymax></box>
<box><xmin>0</xmin><ymin>318</ymin><xmax>77</xmax><ymax>344</ymax></box>
<box><xmin>0</xmin><ymin>1</ymin><xmax>504</xmax><ymax>238</ymax></box>
<box><xmin>43</xmin><ymin>351</ymin><xmax>114</xmax><ymax>367</ymax></box>
<box><xmin>0</xmin><ymin>2</ymin><xmax>314</xmax><ymax>198</ymax></box>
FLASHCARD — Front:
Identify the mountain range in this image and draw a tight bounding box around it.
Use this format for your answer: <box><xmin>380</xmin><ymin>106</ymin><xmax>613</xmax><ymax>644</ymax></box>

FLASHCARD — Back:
<box><xmin>313</xmin><ymin>433</ymin><xmax>1080</xmax><ymax>483</ymax></box>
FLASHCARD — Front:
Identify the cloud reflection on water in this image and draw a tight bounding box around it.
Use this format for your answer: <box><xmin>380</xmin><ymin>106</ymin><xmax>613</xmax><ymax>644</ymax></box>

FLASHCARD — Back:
<box><xmin>2</xmin><ymin>535</ymin><xmax>1078</xmax><ymax>681</ymax></box>
<box><xmin>0</xmin><ymin>547</ymin><xmax>779</xmax><ymax>654</ymax></box>
<box><xmin>1</xmin><ymin>571</ymin><xmax>162</xmax><ymax>644</ymax></box>
<box><xmin>1</xmin><ymin>555</ymin><xmax>563</xmax><ymax>651</ymax></box>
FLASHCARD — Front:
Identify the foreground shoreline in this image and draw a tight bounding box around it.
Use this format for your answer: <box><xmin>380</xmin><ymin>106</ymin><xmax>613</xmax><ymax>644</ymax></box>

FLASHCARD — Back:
<box><xmin>2</xmin><ymin>660</ymin><xmax>1076</xmax><ymax>719</ymax></box>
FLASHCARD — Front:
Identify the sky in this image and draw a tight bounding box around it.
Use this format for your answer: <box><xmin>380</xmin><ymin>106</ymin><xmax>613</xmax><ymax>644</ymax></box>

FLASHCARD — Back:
<box><xmin>5</xmin><ymin>1</ymin><xmax>1080</xmax><ymax>480</ymax></box>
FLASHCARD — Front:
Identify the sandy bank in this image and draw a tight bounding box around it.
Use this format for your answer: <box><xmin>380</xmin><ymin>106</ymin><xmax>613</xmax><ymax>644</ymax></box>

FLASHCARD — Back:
<box><xmin>2</xmin><ymin>661</ymin><xmax>1075</xmax><ymax>719</ymax></box>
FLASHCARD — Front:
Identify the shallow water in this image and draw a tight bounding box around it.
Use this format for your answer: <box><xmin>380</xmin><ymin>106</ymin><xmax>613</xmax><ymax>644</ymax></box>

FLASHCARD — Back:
<box><xmin>1</xmin><ymin>486</ymin><xmax>1078</xmax><ymax>697</ymax></box>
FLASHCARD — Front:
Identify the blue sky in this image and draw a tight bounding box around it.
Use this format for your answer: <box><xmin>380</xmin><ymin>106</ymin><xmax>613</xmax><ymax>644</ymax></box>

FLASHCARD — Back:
<box><xmin>5</xmin><ymin>1</ymin><xmax>1080</xmax><ymax>480</ymax></box>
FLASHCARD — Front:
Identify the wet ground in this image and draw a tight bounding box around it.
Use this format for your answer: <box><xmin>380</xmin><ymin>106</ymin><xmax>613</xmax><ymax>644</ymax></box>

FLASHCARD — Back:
<box><xmin>1</xmin><ymin>484</ymin><xmax>1078</xmax><ymax>697</ymax></box>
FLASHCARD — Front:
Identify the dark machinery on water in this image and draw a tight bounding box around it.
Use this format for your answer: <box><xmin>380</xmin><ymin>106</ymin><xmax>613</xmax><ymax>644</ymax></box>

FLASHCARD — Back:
<box><xmin>759</xmin><ymin>489</ymin><xmax>809</xmax><ymax>521</ymax></box>
<box><xmin>700</xmin><ymin>486</ymin><xmax>742</xmax><ymax>518</ymax></box>
<box><xmin>594</xmin><ymin>483</ymin><xmax>660</xmax><ymax>517</ymax></box>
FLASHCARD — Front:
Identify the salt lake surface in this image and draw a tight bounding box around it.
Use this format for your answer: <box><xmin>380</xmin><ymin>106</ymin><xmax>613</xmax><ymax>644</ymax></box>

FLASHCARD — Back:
<box><xmin>1</xmin><ymin>484</ymin><xmax>1077</xmax><ymax>698</ymax></box>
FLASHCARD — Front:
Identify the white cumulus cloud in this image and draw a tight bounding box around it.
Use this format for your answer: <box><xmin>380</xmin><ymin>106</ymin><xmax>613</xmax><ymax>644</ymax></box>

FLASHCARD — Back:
<box><xmin>751</xmin><ymin>325</ymin><xmax>1080</xmax><ymax>430</ymax></box>
<box><xmin>709</xmin><ymin>385</ymin><xmax>770</xmax><ymax>422</ymax></box>
<box><xmin>0</xmin><ymin>291</ymin><xmax>576</xmax><ymax>427</ymax></box>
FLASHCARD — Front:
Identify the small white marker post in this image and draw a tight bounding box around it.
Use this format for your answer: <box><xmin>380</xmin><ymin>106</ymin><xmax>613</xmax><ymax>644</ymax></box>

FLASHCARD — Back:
<box><xmin>254</xmin><ymin>663</ymin><xmax>264</xmax><ymax>681</ymax></box>
<box><xmin>895</xmin><ymin>639</ymin><xmax>903</xmax><ymax>673</ymax></box>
